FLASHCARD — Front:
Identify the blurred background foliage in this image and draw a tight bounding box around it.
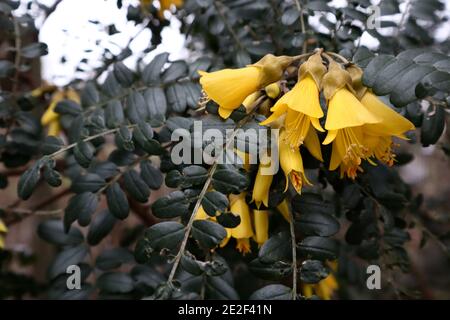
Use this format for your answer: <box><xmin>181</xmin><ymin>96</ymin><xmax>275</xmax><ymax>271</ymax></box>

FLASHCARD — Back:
<box><xmin>0</xmin><ymin>0</ymin><xmax>450</xmax><ymax>300</ymax></box>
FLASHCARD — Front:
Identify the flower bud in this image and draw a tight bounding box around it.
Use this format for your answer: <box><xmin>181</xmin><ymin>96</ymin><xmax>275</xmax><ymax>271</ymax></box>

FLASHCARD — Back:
<box><xmin>322</xmin><ymin>60</ymin><xmax>354</xmax><ymax>100</ymax></box>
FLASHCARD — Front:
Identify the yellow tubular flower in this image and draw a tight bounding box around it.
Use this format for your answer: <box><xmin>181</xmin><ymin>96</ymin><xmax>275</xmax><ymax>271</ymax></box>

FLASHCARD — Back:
<box><xmin>199</xmin><ymin>54</ymin><xmax>293</xmax><ymax>119</ymax></box>
<box><xmin>279</xmin><ymin>130</ymin><xmax>311</xmax><ymax>193</ymax></box>
<box><xmin>253</xmin><ymin>210</ymin><xmax>269</xmax><ymax>247</ymax></box>
<box><xmin>228</xmin><ymin>193</ymin><xmax>254</xmax><ymax>254</ymax></box>
<box><xmin>261</xmin><ymin>53</ymin><xmax>326</xmax><ymax>155</ymax></box>
<box><xmin>0</xmin><ymin>219</ymin><xmax>7</xmax><ymax>250</ymax></box>
<box><xmin>322</xmin><ymin>61</ymin><xmax>380</xmax><ymax>179</ymax></box>
<box><xmin>251</xmin><ymin>160</ymin><xmax>273</xmax><ymax>209</ymax></box>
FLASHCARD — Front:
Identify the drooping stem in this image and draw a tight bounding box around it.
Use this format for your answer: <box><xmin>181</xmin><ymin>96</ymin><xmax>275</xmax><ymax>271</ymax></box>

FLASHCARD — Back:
<box><xmin>288</xmin><ymin>201</ymin><xmax>298</xmax><ymax>300</ymax></box>
<box><xmin>12</xmin><ymin>16</ymin><xmax>22</xmax><ymax>95</ymax></box>
<box><xmin>324</xmin><ymin>51</ymin><xmax>350</xmax><ymax>64</ymax></box>
<box><xmin>166</xmin><ymin>97</ymin><xmax>266</xmax><ymax>287</ymax></box>
<box><xmin>294</xmin><ymin>0</ymin><xmax>308</xmax><ymax>53</ymax></box>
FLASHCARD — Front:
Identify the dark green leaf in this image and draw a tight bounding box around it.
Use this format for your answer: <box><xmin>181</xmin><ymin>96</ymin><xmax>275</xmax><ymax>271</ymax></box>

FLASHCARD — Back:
<box><xmin>17</xmin><ymin>163</ymin><xmax>41</xmax><ymax>200</ymax></box>
<box><xmin>298</xmin><ymin>236</ymin><xmax>338</xmax><ymax>260</ymax></box>
<box><xmin>249</xmin><ymin>259</ymin><xmax>292</xmax><ymax>281</ymax></box>
<box><xmin>64</xmin><ymin>192</ymin><xmax>98</xmax><ymax>232</ymax></box>
<box><xmin>106</xmin><ymin>182</ymin><xmax>130</xmax><ymax>220</ymax></box>
<box><xmin>48</xmin><ymin>245</ymin><xmax>88</xmax><ymax>279</ymax></box>
<box><xmin>115</xmin><ymin>126</ymin><xmax>134</xmax><ymax>151</ymax></box>
<box><xmin>202</xmin><ymin>191</ymin><xmax>229</xmax><ymax>216</ymax></box>
<box><xmin>142</xmin><ymin>52</ymin><xmax>169</xmax><ymax>85</ymax></box>
<box><xmin>38</xmin><ymin>219</ymin><xmax>84</xmax><ymax>246</ymax></box>
<box><xmin>162</xmin><ymin>61</ymin><xmax>187</xmax><ymax>83</ymax></box>
<box><xmin>73</xmin><ymin>141</ymin><xmax>95</xmax><ymax>168</ymax></box>
<box><xmin>55</xmin><ymin>100</ymin><xmax>82</xmax><ymax>116</ymax></box>
<box><xmin>41</xmin><ymin>136</ymin><xmax>64</xmax><ymax>155</ymax></box>
<box><xmin>113</xmin><ymin>62</ymin><xmax>134</xmax><ymax>87</ymax></box>
<box><xmin>300</xmin><ymin>260</ymin><xmax>330</xmax><ymax>284</ymax></box>
<box><xmin>212</xmin><ymin>164</ymin><xmax>250</xmax><ymax>194</ymax></box>
<box><xmin>249</xmin><ymin>284</ymin><xmax>291</xmax><ymax>300</ymax></box>
<box><xmin>87</xmin><ymin>209</ymin><xmax>117</xmax><ymax>246</ymax></box>
<box><xmin>259</xmin><ymin>231</ymin><xmax>291</xmax><ymax>264</ymax></box>
<box><xmin>192</xmin><ymin>220</ymin><xmax>227</xmax><ymax>249</ymax></box>
<box><xmin>140</xmin><ymin>160</ymin><xmax>163</xmax><ymax>190</ymax></box>
<box><xmin>151</xmin><ymin>190</ymin><xmax>189</xmax><ymax>218</ymax></box>
<box><xmin>296</xmin><ymin>212</ymin><xmax>340</xmax><ymax>237</ymax></box>
<box><xmin>21</xmin><ymin>42</ymin><xmax>48</xmax><ymax>58</ymax></box>
<box><xmin>97</xmin><ymin>272</ymin><xmax>134</xmax><ymax>293</ymax></box>
<box><xmin>123</xmin><ymin>170</ymin><xmax>150</xmax><ymax>203</ymax></box>
<box><xmin>421</xmin><ymin>105</ymin><xmax>445</xmax><ymax>147</ymax></box>
<box><xmin>105</xmin><ymin>101</ymin><xmax>125</xmax><ymax>129</ymax></box>
<box><xmin>71</xmin><ymin>173</ymin><xmax>105</xmax><ymax>193</ymax></box>
<box><xmin>126</xmin><ymin>92</ymin><xmax>149</xmax><ymax>123</ymax></box>
<box><xmin>96</xmin><ymin>248</ymin><xmax>134</xmax><ymax>270</ymax></box>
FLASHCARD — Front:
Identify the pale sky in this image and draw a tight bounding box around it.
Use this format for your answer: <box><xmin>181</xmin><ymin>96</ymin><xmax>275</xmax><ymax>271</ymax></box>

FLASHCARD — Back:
<box><xmin>35</xmin><ymin>0</ymin><xmax>450</xmax><ymax>86</ymax></box>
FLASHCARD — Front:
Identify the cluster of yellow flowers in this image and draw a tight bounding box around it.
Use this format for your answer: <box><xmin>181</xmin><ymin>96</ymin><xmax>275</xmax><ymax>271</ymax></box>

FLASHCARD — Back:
<box><xmin>199</xmin><ymin>51</ymin><xmax>415</xmax><ymax>184</ymax></box>
<box><xmin>36</xmin><ymin>86</ymin><xmax>80</xmax><ymax>137</ymax></box>
<box><xmin>0</xmin><ymin>219</ymin><xmax>7</xmax><ymax>250</ymax></box>
<box><xmin>198</xmin><ymin>50</ymin><xmax>415</xmax><ymax>299</ymax></box>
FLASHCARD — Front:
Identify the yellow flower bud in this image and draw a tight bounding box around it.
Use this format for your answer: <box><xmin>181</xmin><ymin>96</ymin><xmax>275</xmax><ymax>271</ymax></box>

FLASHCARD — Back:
<box><xmin>346</xmin><ymin>65</ymin><xmax>367</xmax><ymax>100</ymax></box>
<box><xmin>321</xmin><ymin>60</ymin><xmax>354</xmax><ymax>100</ymax></box>
<box><xmin>264</xmin><ymin>82</ymin><xmax>281</xmax><ymax>99</ymax></box>
<box><xmin>251</xmin><ymin>161</ymin><xmax>273</xmax><ymax>208</ymax></box>
<box><xmin>299</xmin><ymin>51</ymin><xmax>327</xmax><ymax>87</ymax></box>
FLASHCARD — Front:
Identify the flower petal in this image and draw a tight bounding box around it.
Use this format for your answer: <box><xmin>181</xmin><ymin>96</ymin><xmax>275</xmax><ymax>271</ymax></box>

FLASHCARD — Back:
<box><xmin>325</xmin><ymin>88</ymin><xmax>380</xmax><ymax>130</ymax></box>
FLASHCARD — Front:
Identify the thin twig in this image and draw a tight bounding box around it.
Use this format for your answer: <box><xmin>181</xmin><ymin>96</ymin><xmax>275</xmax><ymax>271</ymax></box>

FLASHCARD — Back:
<box><xmin>395</xmin><ymin>0</ymin><xmax>412</xmax><ymax>37</ymax></box>
<box><xmin>166</xmin><ymin>97</ymin><xmax>266</xmax><ymax>286</ymax></box>
<box><xmin>12</xmin><ymin>16</ymin><xmax>22</xmax><ymax>94</ymax></box>
<box><xmin>294</xmin><ymin>0</ymin><xmax>307</xmax><ymax>53</ymax></box>
<box><xmin>213</xmin><ymin>1</ymin><xmax>243</xmax><ymax>49</ymax></box>
<box><xmin>288</xmin><ymin>202</ymin><xmax>298</xmax><ymax>300</ymax></box>
<box><xmin>48</xmin><ymin>124</ymin><xmax>137</xmax><ymax>159</ymax></box>
<box><xmin>324</xmin><ymin>51</ymin><xmax>350</xmax><ymax>64</ymax></box>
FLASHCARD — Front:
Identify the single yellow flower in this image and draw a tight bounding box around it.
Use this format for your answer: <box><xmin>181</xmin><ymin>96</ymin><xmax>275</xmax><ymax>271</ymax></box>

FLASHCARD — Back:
<box><xmin>251</xmin><ymin>160</ymin><xmax>274</xmax><ymax>209</ymax></box>
<box><xmin>322</xmin><ymin>61</ymin><xmax>380</xmax><ymax>179</ymax></box>
<box><xmin>41</xmin><ymin>88</ymin><xmax>80</xmax><ymax>137</ymax></box>
<box><xmin>261</xmin><ymin>53</ymin><xmax>326</xmax><ymax>155</ymax></box>
<box><xmin>253</xmin><ymin>210</ymin><xmax>269</xmax><ymax>247</ymax></box>
<box><xmin>0</xmin><ymin>219</ymin><xmax>7</xmax><ymax>250</ymax></box>
<box><xmin>225</xmin><ymin>193</ymin><xmax>254</xmax><ymax>254</ymax></box>
<box><xmin>279</xmin><ymin>130</ymin><xmax>311</xmax><ymax>193</ymax></box>
<box><xmin>199</xmin><ymin>54</ymin><xmax>293</xmax><ymax>119</ymax></box>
